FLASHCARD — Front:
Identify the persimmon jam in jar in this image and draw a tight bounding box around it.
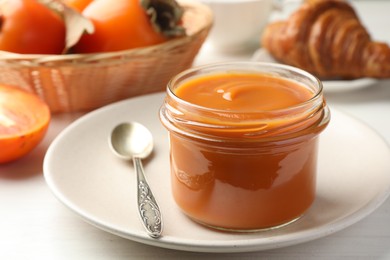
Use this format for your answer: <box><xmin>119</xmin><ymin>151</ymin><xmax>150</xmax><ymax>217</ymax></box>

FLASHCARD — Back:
<box><xmin>159</xmin><ymin>62</ymin><xmax>330</xmax><ymax>231</ymax></box>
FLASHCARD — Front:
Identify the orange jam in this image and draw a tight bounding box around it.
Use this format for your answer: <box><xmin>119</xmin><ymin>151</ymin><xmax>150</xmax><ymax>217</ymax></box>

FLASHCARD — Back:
<box><xmin>160</xmin><ymin>62</ymin><xmax>330</xmax><ymax>231</ymax></box>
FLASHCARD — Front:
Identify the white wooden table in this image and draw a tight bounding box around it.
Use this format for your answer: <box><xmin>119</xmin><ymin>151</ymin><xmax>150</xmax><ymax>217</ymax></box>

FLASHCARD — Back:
<box><xmin>1</xmin><ymin>1</ymin><xmax>390</xmax><ymax>259</ymax></box>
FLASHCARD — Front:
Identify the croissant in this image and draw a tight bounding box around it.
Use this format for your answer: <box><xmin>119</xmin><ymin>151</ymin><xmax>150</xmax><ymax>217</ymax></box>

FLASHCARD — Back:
<box><xmin>261</xmin><ymin>0</ymin><xmax>390</xmax><ymax>79</ymax></box>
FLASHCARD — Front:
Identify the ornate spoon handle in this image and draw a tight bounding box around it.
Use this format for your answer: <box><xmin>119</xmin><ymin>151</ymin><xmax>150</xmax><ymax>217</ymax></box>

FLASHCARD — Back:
<box><xmin>133</xmin><ymin>157</ymin><xmax>163</xmax><ymax>238</ymax></box>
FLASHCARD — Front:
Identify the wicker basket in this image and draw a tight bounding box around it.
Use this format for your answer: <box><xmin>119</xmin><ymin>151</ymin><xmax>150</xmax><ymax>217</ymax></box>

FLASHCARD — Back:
<box><xmin>0</xmin><ymin>0</ymin><xmax>212</xmax><ymax>113</ymax></box>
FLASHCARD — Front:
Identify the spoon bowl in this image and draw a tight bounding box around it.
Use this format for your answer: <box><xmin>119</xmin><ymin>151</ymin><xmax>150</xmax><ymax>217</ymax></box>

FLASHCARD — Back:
<box><xmin>109</xmin><ymin>122</ymin><xmax>162</xmax><ymax>238</ymax></box>
<box><xmin>110</xmin><ymin>122</ymin><xmax>153</xmax><ymax>160</ymax></box>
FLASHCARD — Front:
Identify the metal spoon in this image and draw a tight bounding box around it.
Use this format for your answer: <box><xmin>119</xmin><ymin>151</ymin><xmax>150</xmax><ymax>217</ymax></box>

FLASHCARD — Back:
<box><xmin>109</xmin><ymin>122</ymin><xmax>162</xmax><ymax>238</ymax></box>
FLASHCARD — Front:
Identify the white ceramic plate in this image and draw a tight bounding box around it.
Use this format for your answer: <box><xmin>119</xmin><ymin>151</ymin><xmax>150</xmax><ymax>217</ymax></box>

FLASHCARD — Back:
<box><xmin>252</xmin><ymin>49</ymin><xmax>378</xmax><ymax>92</ymax></box>
<box><xmin>44</xmin><ymin>92</ymin><xmax>390</xmax><ymax>253</ymax></box>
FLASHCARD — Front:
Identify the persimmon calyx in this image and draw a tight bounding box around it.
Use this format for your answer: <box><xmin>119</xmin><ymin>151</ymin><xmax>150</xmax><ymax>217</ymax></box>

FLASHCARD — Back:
<box><xmin>141</xmin><ymin>0</ymin><xmax>186</xmax><ymax>37</ymax></box>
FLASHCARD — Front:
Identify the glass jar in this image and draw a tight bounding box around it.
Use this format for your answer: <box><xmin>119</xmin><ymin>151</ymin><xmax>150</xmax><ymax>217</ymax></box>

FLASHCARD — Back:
<box><xmin>159</xmin><ymin>62</ymin><xmax>330</xmax><ymax>231</ymax></box>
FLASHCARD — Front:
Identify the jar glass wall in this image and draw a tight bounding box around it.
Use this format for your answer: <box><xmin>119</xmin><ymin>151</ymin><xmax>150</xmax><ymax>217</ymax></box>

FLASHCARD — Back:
<box><xmin>160</xmin><ymin>62</ymin><xmax>330</xmax><ymax>231</ymax></box>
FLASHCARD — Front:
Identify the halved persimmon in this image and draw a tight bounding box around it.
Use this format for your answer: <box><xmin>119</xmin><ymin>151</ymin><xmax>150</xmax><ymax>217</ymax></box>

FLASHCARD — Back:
<box><xmin>0</xmin><ymin>85</ymin><xmax>50</xmax><ymax>164</ymax></box>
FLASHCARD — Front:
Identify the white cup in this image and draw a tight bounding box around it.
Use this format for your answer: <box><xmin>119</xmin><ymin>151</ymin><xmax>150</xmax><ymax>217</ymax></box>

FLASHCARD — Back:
<box><xmin>200</xmin><ymin>0</ymin><xmax>275</xmax><ymax>53</ymax></box>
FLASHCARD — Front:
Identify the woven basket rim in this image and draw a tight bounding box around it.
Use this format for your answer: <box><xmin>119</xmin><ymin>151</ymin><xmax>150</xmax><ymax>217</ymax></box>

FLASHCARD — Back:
<box><xmin>0</xmin><ymin>0</ymin><xmax>213</xmax><ymax>65</ymax></box>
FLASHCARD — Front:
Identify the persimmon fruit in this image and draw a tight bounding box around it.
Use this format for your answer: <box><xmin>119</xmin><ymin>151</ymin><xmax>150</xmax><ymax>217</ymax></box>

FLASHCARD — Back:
<box><xmin>63</xmin><ymin>0</ymin><xmax>94</xmax><ymax>12</ymax></box>
<box><xmin>0</xmin><ymin>85</ymin><xmax>51</xmax><ymax>164</ymax></box>
<box><xmin>0</xmin><ymin>0</ymin><xmax>66</xmax><ymax>54</ymax></box>
<box><xmin>72</xmin><ymin>0</ymin><xmax>185</xmax><ymax>53</ymax></box>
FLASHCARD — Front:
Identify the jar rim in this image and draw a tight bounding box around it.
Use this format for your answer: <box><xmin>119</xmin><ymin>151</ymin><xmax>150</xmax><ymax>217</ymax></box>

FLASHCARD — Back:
<box><xmin>166</xmin><ymin>61</ymin><xmax>324</xmax><ymax>115</ymax></box>
<box><xmin>161</xmin><ymin>61</ymin><xmax>330</xmax><ymax>143</ymax></box>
